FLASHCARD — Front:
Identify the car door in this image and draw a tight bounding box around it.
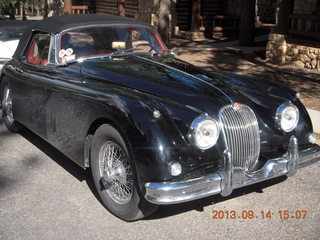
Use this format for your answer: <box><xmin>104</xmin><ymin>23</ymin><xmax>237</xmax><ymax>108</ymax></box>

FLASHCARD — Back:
<box><xmin>12</xmin><ymin>32</ymin><xmax>57</xmax><ymax>138</ymax></box>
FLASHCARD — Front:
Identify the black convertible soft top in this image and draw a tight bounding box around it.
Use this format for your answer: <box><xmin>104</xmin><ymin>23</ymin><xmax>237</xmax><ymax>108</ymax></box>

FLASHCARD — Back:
<box><xmin>13</xmin><ymin>14</ymin><xmax>151</xmax><ymax>60</ymax></box>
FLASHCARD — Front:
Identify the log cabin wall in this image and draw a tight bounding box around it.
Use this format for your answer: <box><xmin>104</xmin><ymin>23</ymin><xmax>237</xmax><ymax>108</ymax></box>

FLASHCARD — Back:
<box><xmin>176</xmin><ymin>0</ymin><xmax>224</xmax><ymax>31</ymax></box>
<box><xmin>95</xmin><ymin>0</ymin><xmax>118</xmax><ymax>15</ymax></box>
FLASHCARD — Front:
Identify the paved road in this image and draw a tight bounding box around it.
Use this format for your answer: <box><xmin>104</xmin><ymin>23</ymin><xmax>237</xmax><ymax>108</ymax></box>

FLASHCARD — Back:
<box><xmin>0</xmin><ymin>112</ymin><xmax>319</xmax><ymax>240</ymax></box>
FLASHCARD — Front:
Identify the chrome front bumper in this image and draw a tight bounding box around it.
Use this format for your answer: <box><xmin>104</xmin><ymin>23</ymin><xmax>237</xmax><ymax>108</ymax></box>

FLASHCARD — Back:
<box><xmin>145</xmin><ymin>136</ymin><xmax>320</xmax><ymax>204</ymax></box>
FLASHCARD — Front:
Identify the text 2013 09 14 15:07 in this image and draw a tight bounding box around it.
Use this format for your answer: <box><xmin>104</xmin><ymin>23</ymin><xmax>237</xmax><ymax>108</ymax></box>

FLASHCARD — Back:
<box><xmin>211</xmin><ymin>210</ymin><xmax>308</xmax><ymax>220</ymax></box>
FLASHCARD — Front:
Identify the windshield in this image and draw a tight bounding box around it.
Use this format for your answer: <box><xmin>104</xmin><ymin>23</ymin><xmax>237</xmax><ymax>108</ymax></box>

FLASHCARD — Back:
<box><xmin>58</xmin><ymin>25</ymin><xmax>166</xmax><ymax>63</ymax></box>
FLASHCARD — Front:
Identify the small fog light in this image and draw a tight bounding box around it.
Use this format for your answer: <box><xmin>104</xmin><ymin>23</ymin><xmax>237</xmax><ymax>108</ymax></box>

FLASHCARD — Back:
<box><xmin>307</xmin><ymin>133</ymin><xmax>316</xmax><ymax>144</ymax></box>
<box><xmin>169</xmin><ymin>162</ymin><xmax>182</xmax><ymax>176</ymax></box>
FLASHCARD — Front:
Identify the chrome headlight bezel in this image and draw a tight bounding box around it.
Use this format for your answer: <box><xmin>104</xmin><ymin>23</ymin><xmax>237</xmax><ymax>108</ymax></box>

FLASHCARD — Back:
<box><xmin>190</xmin><ymin>115</ymin><xmax>220</xmax><ymax>150</ymax></box>
<box><xmin>275</xmin><ymin>102</ymin><xmax>299</xmax><ymax>132</ymax></box>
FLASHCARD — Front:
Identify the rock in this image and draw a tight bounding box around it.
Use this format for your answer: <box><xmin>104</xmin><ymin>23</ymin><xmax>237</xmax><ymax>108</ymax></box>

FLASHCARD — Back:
<box><xmin>311</xmin><ymin>59</ymin><xmax>317</xmax><ymax>68</ymax></box>
<box><xmin>292</xmin><ymin>48</ymin><xmax>299</xmax><ymax>56</ymax></box>
<box><xmin>278</xmin><ymin>45</ymin><xmax>287</xmax><ymax>54</ymax></box>
<box><xmin>293</xmin><ymin>61</ymin><xmax>305</xmax><ymax>68</ymax></box>
<box><xmin>306</xmin><ymin>62</ymin><xmax>312</xmax><ymax>69</ymax></box>
<box><xmin>266</xmin><ymin>42</ymin><xmax>272</xmax><ymax>51</ymax></box>
<box><xmin>275</xmin><ymin>35</ymin><xmax>286</xmax><ymax>45</ymax></box>
<box><xmin>308</xmin><ymin>53</ymin><xmax>316</xmax><ymax>60</ymax></box>
<box><xmin>299</xmin><ymin>54</ymin><xmax>311</xmax><ymax>62</ymax></box>
<box><xmin>285</xmin><ymin>56</ymin><xmax>293</xmax><ymax>62</ymax></box>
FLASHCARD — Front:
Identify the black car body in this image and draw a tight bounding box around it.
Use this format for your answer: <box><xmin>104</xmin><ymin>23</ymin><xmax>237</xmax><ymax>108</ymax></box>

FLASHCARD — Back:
<box><xmin>1</xmin><ymin>14</ymin><xmax>319</xmax><ymax>221</ymax></box>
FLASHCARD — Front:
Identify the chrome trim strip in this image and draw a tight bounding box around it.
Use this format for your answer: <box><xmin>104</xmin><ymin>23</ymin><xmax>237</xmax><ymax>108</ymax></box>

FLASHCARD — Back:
<box><xmin>220</xmin><ymin>150</ymin><xmax>233</xmax><ymax>197</ymax></box>
<box><xmin>287</xmin><ymin>136</ymin><xmax>298</xmax><ymax>177</ymax></box>
<box><xmin>144</xmin><ymin>140</ymin><xmax>320</xmax><ymax>205</ymax></box>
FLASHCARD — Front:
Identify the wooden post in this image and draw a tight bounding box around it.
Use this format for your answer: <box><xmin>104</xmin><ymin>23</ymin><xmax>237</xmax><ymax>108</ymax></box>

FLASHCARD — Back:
<box><xmin>64</xmin><ymin>0</ymin><xmax>72</xmax><ymax>15</ymax></box>
<box><xmin>119</xmin><ymin>0</ymin><xmax>125</xmax><ymax>17</ymax></box>
<box><xmin>239</xmin><ymin>0</ymin><xmax>256</xmax><ymax>46</ymax></box>
<box><xmin>276</xmin><ymin>0</ymin><xmax>294</xmax><ymax>34</ymax></box>
<box><xmin>191</xmin><ymin>0</ymin><xmax>201</xmax><ymax>32</ymax></box>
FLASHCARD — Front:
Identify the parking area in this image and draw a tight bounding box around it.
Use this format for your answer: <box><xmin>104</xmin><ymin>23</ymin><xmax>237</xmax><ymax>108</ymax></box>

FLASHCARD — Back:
<box><xmin>0</xmin><ymin>108</ymin><xmax>319</xmax><ymax>239</ymax></box>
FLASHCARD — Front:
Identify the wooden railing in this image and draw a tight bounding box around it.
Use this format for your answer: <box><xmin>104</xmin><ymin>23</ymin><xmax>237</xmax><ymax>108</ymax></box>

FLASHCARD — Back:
<box><xmin>72</xmin><ymin>6</ymin><xmax>89</xmax><ymax>14</ymax></box>
<box><xmin>290</xmin><ymin>14</ymin><xmax>320</xmax><ymax>40</ymax></box>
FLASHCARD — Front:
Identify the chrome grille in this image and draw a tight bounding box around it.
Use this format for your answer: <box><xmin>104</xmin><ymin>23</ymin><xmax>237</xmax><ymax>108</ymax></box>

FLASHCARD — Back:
<box><xmin>219</xmin><ymin>103</ymin><xmax>260</xmax><ymax>172</ymax></box>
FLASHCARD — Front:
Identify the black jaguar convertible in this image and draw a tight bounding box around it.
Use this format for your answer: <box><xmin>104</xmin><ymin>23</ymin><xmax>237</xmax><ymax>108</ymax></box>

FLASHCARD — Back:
<box><xmin>1</xmin><ymin>14</ymin><xmax>319</xmax><ymax>221</ymax></box>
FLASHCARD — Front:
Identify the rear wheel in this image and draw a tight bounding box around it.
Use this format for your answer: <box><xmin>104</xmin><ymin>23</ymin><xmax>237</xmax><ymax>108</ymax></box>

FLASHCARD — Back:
<box><xmin>1</xmin><ymin>82</ymin><xmax>21</xmax><ymax>133</ymax></box>
<box><xmin>90</xmin><ymin>124</ymin><xmax>158</xmax><ymax>221</ymax></box>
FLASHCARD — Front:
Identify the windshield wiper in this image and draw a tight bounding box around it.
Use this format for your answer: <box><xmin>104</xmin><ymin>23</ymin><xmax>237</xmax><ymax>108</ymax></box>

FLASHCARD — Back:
<box><xmin>109</xmin><ymin>47</ymin><xmax>143</xmax><ymax>58</ymax></box>
<box><xmin>150</xmin><ymin>49</ymin><xmax>178</xmax><ymax>57</ymax></box>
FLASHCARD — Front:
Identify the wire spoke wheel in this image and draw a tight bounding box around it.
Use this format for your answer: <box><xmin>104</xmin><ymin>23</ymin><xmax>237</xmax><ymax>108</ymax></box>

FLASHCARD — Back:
<box><xmin>98</xmin><ymin>141</ymin><xmax>133</xmax><ymax>204</ymax></box>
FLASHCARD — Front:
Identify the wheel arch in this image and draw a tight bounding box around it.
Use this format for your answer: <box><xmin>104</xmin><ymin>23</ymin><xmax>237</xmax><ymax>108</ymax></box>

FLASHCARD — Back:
<box><xmin>84</xmin><ymin>117</ymin><xmax>136</xmax><ymax>169</ymax></box>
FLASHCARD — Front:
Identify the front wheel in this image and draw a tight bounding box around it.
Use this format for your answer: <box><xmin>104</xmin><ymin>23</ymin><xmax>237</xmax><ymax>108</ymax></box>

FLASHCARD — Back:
<box><xmin>1</xmin><ymin>82</ymin><xmax>21</xmax><ymax>133</ymax></box>
<box><xmin>90</xmin><ymin>124</ymin><xmax>158</xmax><ymax>221</ymax></box>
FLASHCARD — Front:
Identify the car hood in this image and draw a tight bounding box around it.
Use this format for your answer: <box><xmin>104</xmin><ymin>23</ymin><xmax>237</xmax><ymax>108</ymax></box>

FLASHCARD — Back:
<box><xmin>81</xmin><ymin>55</ymin><xmax>294</xmax><ymax>116</ymax></box>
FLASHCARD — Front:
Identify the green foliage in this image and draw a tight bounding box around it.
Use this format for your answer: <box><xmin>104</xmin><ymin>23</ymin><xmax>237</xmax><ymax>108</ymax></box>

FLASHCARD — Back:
<box><xmin>0</xmin><ymin>0</ymin><xmax>18</xmax><ymax>8</ymax></box>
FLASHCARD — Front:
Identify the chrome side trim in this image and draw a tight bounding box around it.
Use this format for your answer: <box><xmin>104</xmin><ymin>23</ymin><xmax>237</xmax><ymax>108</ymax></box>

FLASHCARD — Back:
<box><xmin>144</xmin><ymin>140</ymin><xmax>320</xmax><ymax>205</ymax></box>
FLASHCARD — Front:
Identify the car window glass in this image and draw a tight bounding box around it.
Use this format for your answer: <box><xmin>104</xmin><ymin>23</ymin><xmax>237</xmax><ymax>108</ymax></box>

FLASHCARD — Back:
<box><xmin>58</xmin><ymin>26</ymin><xmax>166</xmax><ymax>62</ymax></box>
<box><xmin>26</xmin><ymin>33</ymin><xmax>51</xmax><ymax>66</ymax></box>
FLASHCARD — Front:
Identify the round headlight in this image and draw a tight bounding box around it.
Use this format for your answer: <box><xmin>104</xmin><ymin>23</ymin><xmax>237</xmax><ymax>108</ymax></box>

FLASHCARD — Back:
<box><xmin>190</xmin><ymin>115</ymin><xmax>220</xmax><ymax>150</ymax></box>
<box><xmin>276</xmin><ymin>102</ymin><xmax>299</xmax><ymax>132</ymax></box>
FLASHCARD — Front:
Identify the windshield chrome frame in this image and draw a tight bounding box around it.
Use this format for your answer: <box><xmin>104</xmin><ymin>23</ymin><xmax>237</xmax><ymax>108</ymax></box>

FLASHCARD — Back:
<box><xmin>54</xmin><ymin>23</ymin><xmax>167</xmax><ymax>66</ymax></box>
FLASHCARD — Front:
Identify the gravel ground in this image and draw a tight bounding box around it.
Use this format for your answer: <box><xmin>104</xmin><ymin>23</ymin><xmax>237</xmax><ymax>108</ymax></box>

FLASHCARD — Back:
<box><xmin>0</xmin><ymin>110</ymin><xmax>319</xmax><ymax>240</ymax></box>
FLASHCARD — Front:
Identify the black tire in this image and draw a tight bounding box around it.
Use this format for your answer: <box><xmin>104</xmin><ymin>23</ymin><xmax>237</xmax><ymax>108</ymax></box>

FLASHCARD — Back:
<box><xmin>90</xmin><ymin>124</ymin><xmax>158</xmax><ymax>221</ymax></box>
<box><xmin>0</xmin><ymin>80</ymin><xmax>21</xmax><ymax>133</ymax></box>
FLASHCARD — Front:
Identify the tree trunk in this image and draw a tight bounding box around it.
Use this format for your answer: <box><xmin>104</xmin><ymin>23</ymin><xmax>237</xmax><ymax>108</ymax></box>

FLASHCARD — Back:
<box><xmin>20</xmin><ymin>0</ymin><xmax>26</xmax><ymax>20</ymax></box>
<box><xmin>44</xmin><ymin>0</ymin><xmax>48</xmax><ymax>17</ymax></box>
<box><xmin>64</xmin><ymin>0</ymin><xmax>72</xmax><ymax>14</ymax></box>
<box><xmin>239</xmin><ymin>0</ymin><xmax>256</xmax><ymax>46</ymax></box>
<box><xmin>36</xmin><ymin>0</ymin><xmax>40</xmax><ymax>16</ymax></box>
<box><xmin>191</xmin><ymin>0</ymin><xmax>201</xmax><ymax>32</ymax></box>
<box><xmin>276</xmin><ymin>0</ymin><xmax>294</xmax><ymax>34</ymax></box>
<box><xmin>118</xmin><ymin>0</ymin><xmax>125</xmax><ymax>17</ymax></box>
<box><xmin>158</xmin><ymin>0</ymin><xmax>171</xmax><ymax>44</ymax></box>
<box><xmin>171</xmin><ymin>0</ymin><xmax>177</xmax><ymax>37</ymax></box>
<box><xmin>47</xmin><ymin>0</ymin><xmax>63</xmax><ymax>17</ymax></box>
<box><xmin>8</xmin><ymin>4</ymin><xmax>16</xmax><ymax>20</ymax></box>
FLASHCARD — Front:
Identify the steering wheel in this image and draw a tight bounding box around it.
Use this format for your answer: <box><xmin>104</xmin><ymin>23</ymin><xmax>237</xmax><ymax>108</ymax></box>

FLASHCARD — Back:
<box><xmin>133</xmin><ymin>43</ymin><xmax>155</xmax><ymax>52</ymax></box>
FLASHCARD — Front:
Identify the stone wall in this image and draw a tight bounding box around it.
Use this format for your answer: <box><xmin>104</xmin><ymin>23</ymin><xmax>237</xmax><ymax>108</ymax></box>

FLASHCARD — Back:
<box><xmin>266</xmin><ymin>34</ymin><xmax>320</xmax><ymax>71</ymax></box>
<box><xmin>293</xmin><ymin>0</ymin><xmax>318</xmax><ymax>14</ymax></box>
